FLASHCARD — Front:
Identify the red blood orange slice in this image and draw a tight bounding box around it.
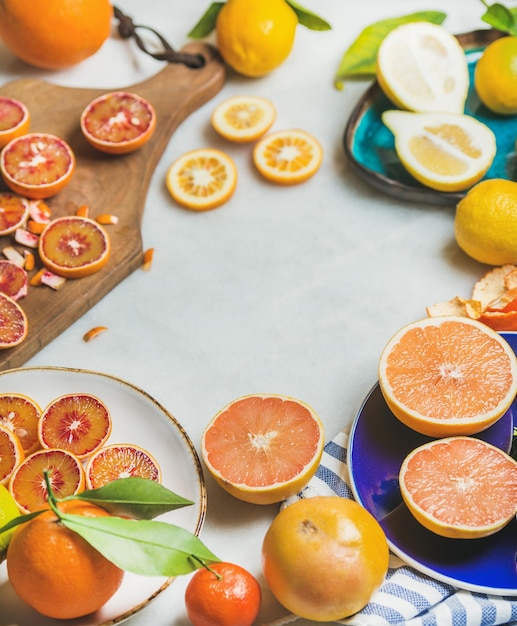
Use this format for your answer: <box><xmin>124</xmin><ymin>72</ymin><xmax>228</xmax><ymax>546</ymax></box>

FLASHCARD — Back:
<box><xmin>38</xmin><ymin>393</ymin><xmax>112</xmax><ymax>459</ymax></box>
<box><xmin>378</xmin><ymin>316</ymin><xmax>517</xmax><ymax>437</ymax></box>
<box><xmin>0</xmin><ymin>424</ymin><xmax>24</xmax><ymax>485</ymax></box>
<box><xmin>0</xmin><ymin>97</ymin><xmax>30</xmax><ymax>148</ymax></box>
<box><xmin>0</xmin><ymin>132</ymin><xmax>75</xmax><ymax>199</ymax></box>
<box><xmin>38</xmin><ymin>215</ymin><xmax>110</xmax><ymax>278</ymax></box>
<box><xmin>85</xmin><ymin>443</ymin><xmax>162</xmax><ymax>489</ymax></box>
<box><xmin>399</xmin><ymin>436</ymin><xmax>517</xmax><ymax>539</ymax></box>
<box><xmin>0</xmin><ymin>292</ymin><xmax>28</xmax><ymax>349</ymax></box>
<box><xmin>201</xmin><ymin>394</ymin><xmax>325</xmax><ymax>505</ymax></box>
<box><xmin>0</xmin><ymin>260</ymin><xmax>28</xmax><ymax>300</ymax></box>
<box><xmin>9</xmin><ymin>447</ymin><xmax>85</xmax><ymax>513</ymax></box>
<box><xmin>80</xmin><ymin>91</ymin><xmax>156</xmax><ymax>155</ymax></box>
<box><xmin>0</xmin><ymin>192</ymin><xmax>30</xmax><ymax>235</ymax></box>
<box><xmin>0</xmin><ymin>393</ymin><xmax>41</xmax><ymax>456</ymax></box>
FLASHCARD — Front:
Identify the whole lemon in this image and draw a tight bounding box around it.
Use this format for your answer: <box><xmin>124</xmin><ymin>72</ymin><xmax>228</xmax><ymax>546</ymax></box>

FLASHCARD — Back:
<box><xmin>216</xmin><ymin>0</ymin><xmax>298</xmax><ymax>77</ymax></box>
<box><xmin>474</xmin><ymin>36</ymin><xmax>517</xmax><ymax>115</ymax></box>
<box><xmin>262</xmin><ymin>496</ymin><xmax>389</xmax><ymax>622</ymax></box>
<box><xmin>0</xmin><ymin>0</ymin><xmax>112</xmax><ymax>70</ymax></box>
<box><xmin>454</xmin><ymin>179</ymin><xmax>517</xmax><ymax>265</ymax></box>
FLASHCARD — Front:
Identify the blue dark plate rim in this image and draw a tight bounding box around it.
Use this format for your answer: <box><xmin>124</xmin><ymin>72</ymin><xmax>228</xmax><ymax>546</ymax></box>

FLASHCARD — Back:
<box><xmin>343</xmin><ymin>29</ymin><xmax>507</xmax><ymax>206</ymax></box>
<box><xmin>348</xmin><ymin>331</ymin><xmax>517</xmax><ymax>596</ymax></box>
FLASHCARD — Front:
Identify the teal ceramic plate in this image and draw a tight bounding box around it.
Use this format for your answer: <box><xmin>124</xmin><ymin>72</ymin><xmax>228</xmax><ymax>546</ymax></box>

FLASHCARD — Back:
<box><xmin>343</xmin><ymin>29</ymin><xmax>517</xmax><ymax>205</ymax></box>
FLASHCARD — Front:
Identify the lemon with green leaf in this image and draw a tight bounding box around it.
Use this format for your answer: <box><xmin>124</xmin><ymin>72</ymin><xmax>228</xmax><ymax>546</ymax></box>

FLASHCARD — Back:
<box><xmin>0</xmin><ymin>483</ymin><xmax>20</xmax><ymax>559</ymax></box>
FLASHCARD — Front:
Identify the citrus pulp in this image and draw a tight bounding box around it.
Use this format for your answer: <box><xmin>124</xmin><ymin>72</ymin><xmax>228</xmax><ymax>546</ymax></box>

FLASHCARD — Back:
<box><xmin>0</xmin><ymin>292</ymin><xmax>28</xmax><ymax>349</ymax></box>
<box><xmin>0</xmin><ymin>393</ymin><xmax>41</xmax><ymax>455</ymax></box>
<box><xmin>400</xmin><ymin>436</ymin><xmax>517</xmax><ymax>539</ymax></box>
<box><xmin>378</xmin><ymin>316</ymin><xmax>517</xmax><ymax>437</ymax></box>
<box><xmin>211</xmin><ymin>95</ymin><xmax>276</xmax><ymax>142</ymax></box>
<box><xmin>85</xmin><ymin>443</ymin><xmax>162</xmax><ymax>489</ymax></box>
<box><xmin>262</xmin><ymin>496</ymin><xmax>389</xmax><ymax>621</ymax></box>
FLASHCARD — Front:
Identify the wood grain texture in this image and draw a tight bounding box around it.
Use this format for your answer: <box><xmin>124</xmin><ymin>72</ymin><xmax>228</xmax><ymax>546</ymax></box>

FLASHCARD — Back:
<box><xmin>0</xmin><ymin>42</ymin><xmax>225</xmax><ymax>371</ymax></box>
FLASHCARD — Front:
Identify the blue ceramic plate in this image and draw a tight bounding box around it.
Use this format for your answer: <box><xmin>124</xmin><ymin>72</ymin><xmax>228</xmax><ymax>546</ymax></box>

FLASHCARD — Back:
<box><xmin>348</xmin><ymin>332</ymin><xmax>517</xmax><ymax>596</ymax></box>
<box><xmin>343</xmin><ymin>29</ymin><xmax>517</xmax><ymax>206</ymax></box>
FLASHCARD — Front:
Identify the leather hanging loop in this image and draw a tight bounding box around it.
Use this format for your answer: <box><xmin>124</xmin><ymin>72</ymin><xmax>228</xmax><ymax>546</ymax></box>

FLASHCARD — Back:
<box><xmin>113</xmin><ymin>6</ymin><xmax>205</xmax><ymax>69</ymax></box>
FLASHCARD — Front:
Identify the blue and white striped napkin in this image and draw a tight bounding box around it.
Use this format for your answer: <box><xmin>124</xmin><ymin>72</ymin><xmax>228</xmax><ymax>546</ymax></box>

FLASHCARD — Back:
<box><xmin>267</xmin><ymin>430</ymin><xmax>517</xmax><ymax>626</ymax></box>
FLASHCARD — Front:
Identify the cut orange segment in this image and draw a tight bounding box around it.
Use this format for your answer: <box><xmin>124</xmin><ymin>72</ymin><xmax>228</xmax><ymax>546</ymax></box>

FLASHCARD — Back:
<box><xmin>38</xmin><ymin>215</ymin><xmax>110</xmax><ymax>278</ymax></box>
<box><xmin>80</xmin><ymin>91</ymin><xmax>156</xmax><ymax>155</ymax></box>
<box><xmin>0</xmin><ymin>192</ymin><xmax>29</xmax><ymax>236</ymax></box>
<box><xmin>0</xmin><ymin>132</ymin><xmax>75</xmax><ymax>199</ymax></box>
<box><xmin>38</xmin><ymin>393</ymin><xmax>112</xmax><ymax>459</ymax></box>
<box><xmin>376</xmin><ymin>21</ymin><xmax>469</xmax><ymax>114</ymax></box>
<box><xmin>0</xmin><ymin>292</ymin><xmax>28</xmax><ymax>349</ymax></box>
<box><xmin>0</xmin><ymin>424</ymin><xmax>24</xmax><ymax>485</ymax></box>
<box><xmin>85</xmin><ymin>443</ymin><xmax>162</xmax><ymax>490</ymax></box>
<box><xmin>381</xmin><ymin>110</ymin><xmax>496</xmax><ymax>192</ymax></box>
<box><xmin>211</xmin><ymin>95</ymin><xmax>276</xmax><ymax>142</ymax></box>
<box><xmin>252</xmin><ymin>129</ymin><xmax>323</xmax><ymax>185</ymax></box>
<box><xmin>82</xmin><ymin>325</ymin><xmax>108</xmax><ymax>342</ymax></box>
<box><xmin>0</xmin><ymin>393</ymin><xmax>41</xmax><ymax>456</ymax></box>
<box><xmin>0</xmin><ymin>97</ymin><xmax>30</xmax><ymax>148</ymax></box>
<box><xmin>9</xmin><ymin>448</ymin><xmax>85</xmax><ymax>513</ymax></box>
<box><xmin>201</xmin><ymin>394</ymin><xmax>325</xmax><ymax>505</ymax></box>
<box><xmin>378</xmin><ymin>316</ymin><xmax>517</xmax><ymax>437</ymax></box>
<box><xmin>0</xmin><ymin>260</ymin><xmax>28</xmax><ymax>301</ymax></box>
<box><xmin>399</xmin><ymin>436</ymin><xmax>517</xmax><ymax>539</ymax></box>
<box><xmin>166</xmin><ymin>148</ymin><xmax>237</xmax><ymax>211</ymax></box>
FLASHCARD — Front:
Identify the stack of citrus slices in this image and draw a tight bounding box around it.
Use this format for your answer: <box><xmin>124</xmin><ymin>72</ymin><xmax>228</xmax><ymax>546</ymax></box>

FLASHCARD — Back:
<box><xmin>376</xmin><ymin>22</ymin><xmax>496</xmax><ymax>192</ymax></box>
<box><xmin>0</xmin><ymin>390</ymin><xmax>162</xmax><ymax>513</ymax></box>
<box><xmin>166</xmin><ymin>95</ymin><xmax>323</xmax><ymax>211</ymax></box>
<box><xmin>378</xmin><ymin>316</ymin><xmax>517</xmax><ymax>540</ymax></box>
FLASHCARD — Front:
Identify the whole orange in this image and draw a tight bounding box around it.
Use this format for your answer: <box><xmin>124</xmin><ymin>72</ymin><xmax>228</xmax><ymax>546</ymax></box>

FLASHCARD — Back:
<box><xmin>185</xmin><ymin>562</ymin><xmax>262</xmax><ymax>626</ymax></box>
<box><xmin>0</xmin><ymin>0</ymin><xmax>113</xmax><ymax>70</ymax></box>
<box><xmin>6</xmin><ymin>499</ymin><xmax>124</xmax><ymax>619</ymax></box>
<box><xmin>262</xmin><ymin>496</ymin><xmax>389</xmax><ymax>622</ymax></box>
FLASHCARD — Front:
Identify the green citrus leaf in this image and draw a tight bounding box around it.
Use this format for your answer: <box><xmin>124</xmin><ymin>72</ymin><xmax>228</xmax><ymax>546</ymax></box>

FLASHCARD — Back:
<box><xmin>67</xmin><ymin>477</ymin><xmax>194</xmax><ymax>520</ymax></box>
<box><xmin>334</xmin><ymin>11</ymin><xmax>447</xmax><ymax>89</ymax></box>
<box><xmin>188</xmin><ymin>2</ymin><xmax>225</xmax><ymax>39</ymax></box>
<box><xmin>60</xmin><ymin>513</ymin><xmax>220</xmax><ymax>576</ymax></box>
<box><xmin>285</xmin><ymin>0</ymin><xmax>331</xmax><ymax>30</ymax></box>
<box><xmin>481</xmin><ymin>2</ymin><xmax>517</xmax><ymax>35</ymax></box>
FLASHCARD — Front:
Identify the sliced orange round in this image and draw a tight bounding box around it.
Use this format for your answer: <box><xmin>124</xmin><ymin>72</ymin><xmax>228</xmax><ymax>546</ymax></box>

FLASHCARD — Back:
<box><xmin>0</xmin><ymin>292</ymin><xmax>28</xmax><ymax>349</ymax></box>
<box><xmin>0</xmin><ymin>424</ymin><xmax>24</xmax><ymax>485</ymax></box>
<box><xmin>9</xmin><ymin>448</ymin><xmax>85</xmax><ymax>513</ymax></box>
<box><xmin>80</xmin><ymin>91</ymin><xmax>156</xmax><ymax>155</ymax></box>
<box><xmin>201</xmin><ymin>394</ymin><xmax>325</xmax><ymax>505</ymax></box>
<box><xmin>0</xmin><ymin>192</ymin><xmax>30</xmax><ymax>235</ymax></box>
<box><xmin>165</xmin><ymin>148</ymin><xmax>237</xmax><ymax>211</ymax></box>
<box><xmin>0</xmin><ymin>260</ymin><xmax>28</xmax><ymax>301</ymax></box>
<box><xmin>399</xmin><ymin>436</ymin><xmax>517</xmax><ymax>539</ymax></box>
<box><xmin>252</xmin><ymin>129</ymin><xmax>323</xmax><ymax>185</ymax></box>
<box><xmin>38</xmin><ymin>393</ymin><xmax>112</xmax><ymax>460</ymax></box>
<box><xmin>0</xmin><ymin>393</ymin><xmax>41</xmax><ymax>456</ymax></box>
<box><xmin>378</xmin><ymin>316</ymin><xmax>517</xmax><ymax>437</ymax></box>
<box><xmin>85</xmin><ymin>443</ymin><xmax>162</xmax><ymax>490</ymax></box>
<box><xmin>211</xmin><ymin>95</ymin><xmax>276</xmax><ymax>143</ymax></box>
<box><xmin>0</xmin><ymin>132</ymin><xmax>75</xmax><ymax>199</ymax></box>
<box><xmin>38</xmin><ymin>215</ymin><xmax>110</xmax><ymax>278</ymax></box>
<box><xmin>0</xmin><ymin>97</ymin><xmax>30</xmax><ymax>149</ymax></box>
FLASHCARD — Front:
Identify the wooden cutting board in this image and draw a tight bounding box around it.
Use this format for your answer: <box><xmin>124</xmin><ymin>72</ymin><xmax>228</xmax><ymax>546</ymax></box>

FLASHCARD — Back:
<box><xmin>0</xmin><ymin>42</ymin><xmax>225</xmax><ymax>371</ymax></box>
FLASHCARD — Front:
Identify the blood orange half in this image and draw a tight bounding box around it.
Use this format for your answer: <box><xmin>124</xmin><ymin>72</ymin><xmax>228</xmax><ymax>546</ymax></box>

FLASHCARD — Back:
<box><xmin>0</xmin><ymin>132</ymin><xmax>75</xmax><ymax>199</ymax></box>
<box><xmin>0</xmin><ymin>424</ymin><xmax>24</xmax><ymax>485</ymax></box>
<box><xmin>0</xmin><ymin>260</ymin><xmax>28</xmax><ymax>301</ymax></box>
<box><xmin>0</xmin><ymin>393</ymin><xmax>41</xmax><ymax>456</ymax></box>
<box><xmin>0</xmin><ymin>192</ymin><xmax>30</xmax><ymax>235</ymax></box>
<box><xmin>38</xmin><ymin>215</ymin><xmax>110</xmax><ymax>278</ymax></box>
<box><xmin>80</xmin><ymin>91</ymin><xmax>156</xmax><ymax>155</ymax></box>
<box><xmin>38</xmin><ymin>393</ymin><xmax>112</xmax><ymax>459</ymax></box>
<box><xmin>0</xmin><ymin>292</ymin><xmax>28</xmax><ymax>349</ymax></box>
<box><xmin>378</xmin><ymin>316</ymin><xmax>517</xmax><ymax>437</ymax></box>
<box><xmin>202</xmin><ymin>394</ymin><xmax>325</xmax><ymax>505</ymax></box>
<box><xmin>399</xmin><ymin>436</ymin><xmax>517</xmax><ymax>539</ymax></box>
<box><xmin>85</xmin><ymin>443</ymin><xmax>162</xmax><ymax>489</ymax></box>
<box><xmin>9</xmin><ymin>447</ymin><xmax>85</xmax><ymax>513</ymax></box>
<box><xmin>0</xmin><ymin>97</ymin><xmax>30</xmax><ymax>148</ymax></box>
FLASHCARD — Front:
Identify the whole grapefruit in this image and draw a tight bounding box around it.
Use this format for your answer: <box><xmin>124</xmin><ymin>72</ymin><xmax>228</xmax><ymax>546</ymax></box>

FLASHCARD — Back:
<box><xmin>0</xmin><ymin>0</ymin><xmax>112</xmax><ymax>69</ymax></box>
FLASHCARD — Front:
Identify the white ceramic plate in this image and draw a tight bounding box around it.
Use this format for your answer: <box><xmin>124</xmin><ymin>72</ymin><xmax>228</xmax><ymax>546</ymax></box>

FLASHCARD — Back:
<box><xmin>0</xmin><ymin>366</ymin><xmax>207</xmax><ymax>626</ymax></box>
